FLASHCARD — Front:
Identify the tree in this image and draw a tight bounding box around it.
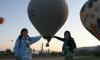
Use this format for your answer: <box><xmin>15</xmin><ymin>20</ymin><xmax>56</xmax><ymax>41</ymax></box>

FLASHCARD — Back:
<box><xmin>5</xmin><ymin>49</ymin><xmax>12</xmax><ymax>53</ymax></box>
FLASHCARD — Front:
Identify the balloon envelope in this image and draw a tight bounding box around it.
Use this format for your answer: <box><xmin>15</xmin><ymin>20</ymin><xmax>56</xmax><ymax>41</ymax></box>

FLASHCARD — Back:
<box><xmin>28</xmin><ymin>0</ymin><xmax>68</xmax><ymax>39</ymax></box>
<box><xmin>80</xmin><ymin>0</ymin><xmax>100</xmax><ymax>40</ymax></box>
<box><xmin>0</xmin><ymin>17</ymin><xmax>4</xmax><ymax>24</ymax></box>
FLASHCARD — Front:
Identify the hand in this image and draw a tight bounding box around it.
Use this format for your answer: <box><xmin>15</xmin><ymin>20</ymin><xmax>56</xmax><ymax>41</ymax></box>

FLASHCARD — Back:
<box><xmin>52</xmin><ymin>36</ymin><xmax>56</xmax><ymax>38</ymax></box>
<box><xmin>43</xmin><ymin>36</ymin><xmax>47</xmax><ymax>39</ymax></box>
<box><xmin>43</xmin><ymin>36</ymin><xmax>52</xmax><ymax>39</ymax></box>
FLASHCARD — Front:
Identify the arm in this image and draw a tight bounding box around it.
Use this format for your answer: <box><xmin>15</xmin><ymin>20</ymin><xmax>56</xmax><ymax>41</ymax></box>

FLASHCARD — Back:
<box><xmin>72</xmin><ymin>38</ymin><xmax>77</xmax><ymax>49</ymax></box>
<box><xmin>14</xmin><ymin>38</ymin><xmax>20</xmax><ymax>57</ymax></box>
<box><xmin>53</xmin><ymin>36</ymin><xmax>64</xmax><ymax>41</ymax></box>
<box><xmin>30</xmin><ymin>36</ymin><xmax>42</xmax><ymax>44</ymax></box>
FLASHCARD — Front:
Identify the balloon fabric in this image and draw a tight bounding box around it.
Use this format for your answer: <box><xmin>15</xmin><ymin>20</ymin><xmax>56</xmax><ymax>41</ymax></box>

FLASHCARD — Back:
<box><xmin>80</xmin><ymin>0</ymin><xmax>100</xmax><ymax>40</ymax></box>
<box><xmin>28</xmin><ymin>0</ymin><xmax>68</xmax><ymax>41</ymax></box>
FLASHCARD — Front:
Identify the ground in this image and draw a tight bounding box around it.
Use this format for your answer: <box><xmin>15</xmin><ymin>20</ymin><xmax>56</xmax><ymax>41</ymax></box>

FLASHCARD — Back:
<box><xmin>0</xmin><ymin>55</ymin><xmax>100</xmax><ymax>60</ymax></box>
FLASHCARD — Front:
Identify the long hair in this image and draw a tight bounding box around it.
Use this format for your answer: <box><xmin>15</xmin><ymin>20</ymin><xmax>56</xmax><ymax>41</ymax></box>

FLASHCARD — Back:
<box><xmin>64</xmin><ymin>31</ymin><xmax>72</xmax><ymax>38</ymax></box>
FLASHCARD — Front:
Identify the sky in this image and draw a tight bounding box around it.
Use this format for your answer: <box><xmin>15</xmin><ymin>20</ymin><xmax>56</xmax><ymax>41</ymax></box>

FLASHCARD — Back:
<box><xmin>0</xmin><ymin>0</ymin><xmax>100</xmax><ymax>52</ymax></box>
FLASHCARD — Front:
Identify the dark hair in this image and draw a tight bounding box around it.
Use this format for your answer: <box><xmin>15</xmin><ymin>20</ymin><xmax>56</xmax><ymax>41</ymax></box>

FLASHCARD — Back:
<box><xmin>19</xmin><ymin>28</ymin><xmax>28</xmax><ymax>40</ymax></box>
<box><xmin>64</xmin><ymin>31</ymin><xmax>72</xmax><ymax>38</ymax></box>
<box><xmin>20</xmin><ymin>28</ymin><xmax>28</xmax><ymax>35</ymax></box>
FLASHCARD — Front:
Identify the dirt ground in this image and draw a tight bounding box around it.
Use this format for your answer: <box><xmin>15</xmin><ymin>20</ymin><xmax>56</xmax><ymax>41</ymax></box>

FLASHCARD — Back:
<box><xmin>0</xmin><ymin>56</ymin><xmax>100</xmax><ymax>60</ymax></box>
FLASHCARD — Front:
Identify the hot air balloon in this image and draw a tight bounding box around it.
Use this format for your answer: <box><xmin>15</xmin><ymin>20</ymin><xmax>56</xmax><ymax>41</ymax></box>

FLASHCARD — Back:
<box><xmin>80</xmin><ymin>0</ymin><xmax>100</xmax><ymax>40</ymax></box>
<box><xmin>28</xmin><ymin>0</ymin><xmax>68</xmax><ymax>45</ymax></box>
<box><xmin>0</xmin><ymin>17</ymin><xmax>4</xmax><ymax>24</ymax></box>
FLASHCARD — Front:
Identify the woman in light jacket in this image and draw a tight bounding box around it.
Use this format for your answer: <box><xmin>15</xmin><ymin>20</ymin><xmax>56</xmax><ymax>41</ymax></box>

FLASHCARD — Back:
<box><xmin>14</xmin><ymin>28</ymin><xmax>42</xmax><ymax>60</ymax></box>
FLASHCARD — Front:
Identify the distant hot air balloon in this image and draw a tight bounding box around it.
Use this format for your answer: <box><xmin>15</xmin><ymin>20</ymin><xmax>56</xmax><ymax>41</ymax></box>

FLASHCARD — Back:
<box><xmin>80</xmin><ymin>0</ymin><xmax>100</xmax><ymax>40</ymax></box>
<box><xmin>28</xmin><ymin>0</ymin><xmax>68</xmax><ymax>43</ymax></box>
<box><xmin>0</xmin><ymin>17</ymin><xmax>4</xmax><ymax>24</ymax></box>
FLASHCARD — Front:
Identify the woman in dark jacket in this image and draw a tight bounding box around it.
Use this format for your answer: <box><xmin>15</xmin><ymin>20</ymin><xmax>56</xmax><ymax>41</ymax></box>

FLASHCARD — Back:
<box><xmin>53</xmin><ymin>31</ymin><xmax>76</xmax><ymax>60</ymax></box>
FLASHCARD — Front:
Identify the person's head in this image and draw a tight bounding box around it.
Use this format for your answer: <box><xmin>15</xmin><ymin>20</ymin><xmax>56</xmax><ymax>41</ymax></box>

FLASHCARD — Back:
<box><xmin>64</xmin><ymin>31</ymin><xmax>71</xmax><ymax>38</ymax></box>
<box><xmin>20</xmin><ymin>28</ymin><xmax>28</xmax><ymax>36</ymax></box>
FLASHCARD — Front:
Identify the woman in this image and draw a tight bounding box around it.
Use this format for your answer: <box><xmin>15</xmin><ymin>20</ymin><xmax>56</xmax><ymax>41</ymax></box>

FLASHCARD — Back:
<box><xmin>14</xmin><ymin>28</ymin><xmax>42</xmax><ymax>60</ymax></box>
<box><xmin>53</xmin><ymin>31</ymin><xmax>76</xmax><ymax>60</ymax></box>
